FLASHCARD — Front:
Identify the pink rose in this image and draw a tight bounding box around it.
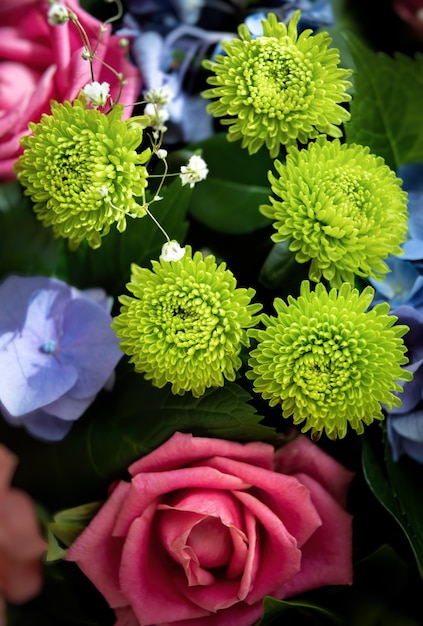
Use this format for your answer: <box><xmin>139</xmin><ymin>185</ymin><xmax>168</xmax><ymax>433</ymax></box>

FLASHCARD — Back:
<box><xmin>66</xmin><ymin>432</ymin><xmax>354</xmax><ymax>626</ymax></box>
<box><xmin>0</xmin><ymin>0</ymin><xmax>141</xmax><ymax>180</ymax></box>
<box><xmin>0</xmin><ymin>444</ymin><xmax>47</xmax><ymax>624</ymax></box>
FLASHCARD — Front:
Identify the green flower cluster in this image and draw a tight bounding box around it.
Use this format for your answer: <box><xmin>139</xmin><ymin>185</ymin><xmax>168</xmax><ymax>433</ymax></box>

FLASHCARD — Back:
<box><xmin>261</xmin><ymin>137</ymin><xmax>409</xmax><ymax>287</ymax></box>
<box><xmin>202</xmin><ymin>12</ymin><xmax>352</xmax><ymax>157</ymax></box>
<box><xmin>113</xmin><ymin>247</ymin><xmax>262</xmax><ymax>397</ymax></box>
<box><xmin>15</xmin><ymin>98</ymin><xmax>150</xmax><ymax>249</ymax></box>
<box><xmin>247</xmin><ymin>282</ymin><xmax>412</xmax><ymax>440</ymax></box>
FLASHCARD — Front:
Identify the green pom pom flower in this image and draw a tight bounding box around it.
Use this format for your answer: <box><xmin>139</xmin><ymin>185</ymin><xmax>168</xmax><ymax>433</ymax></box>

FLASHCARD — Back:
<box><xmin>202</xmin><ymin>11</ymin><xmax>352</xmax><ymax>158</ymax></box>
<box><xmin>112</xmin><ymin>246</ymin><xmax>262</xmax><ymax>396</ymax></box>
<box><xmin>247</xmin><ymin>281</ymin><xmax>412</xmax><ymax>440</ymax></box>
<box><xmin>15</xmin><ymin>98</ymin><xmax>150</xmax><ymax>249</ymax></box>
<box><xmin>261</xmin><ymin>137</ymin><xmax>409</xmax><ymax>287</ymax></box>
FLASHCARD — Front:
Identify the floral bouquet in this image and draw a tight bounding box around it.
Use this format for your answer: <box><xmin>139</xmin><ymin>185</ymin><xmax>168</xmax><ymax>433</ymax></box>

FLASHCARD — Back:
<box><xmin>1</xmin><ymin>0</ymin><xmax>423</xmax><ymax>624</ymax></box>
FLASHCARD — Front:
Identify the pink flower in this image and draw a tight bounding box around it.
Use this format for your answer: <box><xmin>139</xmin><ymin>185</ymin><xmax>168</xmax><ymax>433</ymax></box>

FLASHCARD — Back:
<box><xmin>0</xmin><ymin>444</ymin><xmax>47</xmax><ymax>623</ymax></box>
<box><xmin>66</xmin><ymin>432</ymin><xmax>354</xmax><ymax>626</ymax></box>
<box><xmin>0</xmin><ymin>0</ymin><xmax>142</xmax><ymax>180</ymax></box>
<box><xmin>393</xmin><ymin>0</ymin><xmax>423</xmax><ymax>38</ymax></box>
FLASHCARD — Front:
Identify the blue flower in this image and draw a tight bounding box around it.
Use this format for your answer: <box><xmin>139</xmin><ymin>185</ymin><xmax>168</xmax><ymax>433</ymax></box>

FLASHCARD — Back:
<box><xmin>0</xmin><ymin>276</ymin><xmax>122</xmax><ymax>442</ymax></box>
<box><xmin>368</xmin><ymin>255</ymin><xmax>423</xmax><ymax>309</ymax></box>
<box><xmin>243</xmin><ymin>0</ymin><xmax>334</xmax><ymax>37</ymax></box>
<box><xmin>397</xmin><ymin>162</ymin><xmax>423</xmax><ymax>260</ymax></box>
<box><xmin>386</xmin><ymin>304</ymin><xmax>423</xmax><ymax>462</ymax></box>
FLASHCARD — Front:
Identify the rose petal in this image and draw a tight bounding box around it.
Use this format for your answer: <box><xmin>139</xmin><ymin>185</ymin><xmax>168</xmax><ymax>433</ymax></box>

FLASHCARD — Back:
<box><xmin>158</xmin><ymin>508</ymin><xmax>215</xmax><ymax>586</ymax></box>
<box><xmin>274</xmin><ymin>435</ymin><xmax>355</xmax><ymax>507</ymax></box>
<box><xmin>65</xmin><ymin>481</ymin><xmax>130</xmax><ymax>608</ymax></box>
<box><xmin>129</xmin><ymin>432</ymin><xmax>274</xmax><ymax>476</ymax></box>
<box><xmin>233</xmin><ymin>490</ymin><xmax>302</xmax><ymax>604</ymax></box>
<box><xmin>120</xmin><ymin>509</ymin><xmax>210</xmax><ymax>624</ymax></box>
<box><xmin>203</xmin><ymin>455</ymin><xmax>321</xmax><ymax>547</ymax></box>
<box><xmin>113</xmin><ymin>467</ymin><xmax>250</xmax><ymax>536</ymax></box>
<box><xmin>188</xmin><ymin>516</ymin><xmax>233</xmax><ymax>569</ymax></box>
<box><xmin>157</xmin><ymin>599</ymin><xmax>264</xmax><ymax>626</ymax></box>
<box><xmin>276</xmin><ymin>473</ymin><xmax>353</xmax><ymax>598</ymax></box>
<box><xmin>114</xmin><ymin>606</ymin><xmax>140</xmax><ymax>626</ymax></box>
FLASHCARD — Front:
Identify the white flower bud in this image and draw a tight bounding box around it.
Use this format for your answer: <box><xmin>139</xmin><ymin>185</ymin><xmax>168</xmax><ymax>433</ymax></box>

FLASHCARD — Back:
<box><xmin>160</xmin><ymin>241</ymin><xmax>186</xmax><ymax>262</ymax></box>
<box><xmin>156</xmin><ymin>149</ymin><xmax>168</xmax><ymax>160</ymax></box>
<box><xmin>47</xmin><ymin>2</ymin><xmax>70</xmax><ymax>25</ymax></box>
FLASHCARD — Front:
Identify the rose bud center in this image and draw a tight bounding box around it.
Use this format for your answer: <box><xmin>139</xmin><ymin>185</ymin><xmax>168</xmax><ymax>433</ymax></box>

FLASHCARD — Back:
<box><xmin>187</xmin><ymin>516</ymin><xmax>232</xmax><ymax>568</ymax></box>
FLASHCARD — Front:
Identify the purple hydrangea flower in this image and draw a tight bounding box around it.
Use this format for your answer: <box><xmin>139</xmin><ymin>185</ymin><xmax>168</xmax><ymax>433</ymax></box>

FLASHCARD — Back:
<box><xmin>386</xmin><ymin>304</ymin><xmax>423</xmax><ymax>462</ymax></box>
<box><xmin>0</xmin><ymin>276</ymin><xmax>122</xmax><ymax>442</ymax></box>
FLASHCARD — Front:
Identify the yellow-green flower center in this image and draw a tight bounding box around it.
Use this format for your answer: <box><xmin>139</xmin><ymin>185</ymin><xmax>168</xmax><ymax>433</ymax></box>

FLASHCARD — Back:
<box><xmin>240</xmin><ymin>38</ymin><xmax>313</xmax><ymax>118</ymax></box>
<box><xmin>288</xmin><ymin>317</ymin><xmax>363</xmax><ymax>406</ymax></box>
<box><xmin>151</xmin><ymin>281</ymin><xmax>225</xmax><ymax>355</ymax></box>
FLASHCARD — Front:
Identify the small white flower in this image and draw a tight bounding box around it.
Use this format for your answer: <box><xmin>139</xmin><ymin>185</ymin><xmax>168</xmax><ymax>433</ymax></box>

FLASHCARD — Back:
<box><xmin>179</xmin><ymin>155</ymin><xmax>209</xmax><ymax>188</ymax></box>
<box><xmin>98</xmin><ymin>186</ymin><xmax>109</xmax><ymax>198</ymax></box>
<box><xmin>144</xmin><ymin>103</ymin><xmax>169</xmax><ymax>133</ymax></box>
<box><xmin>156</xmin><ymin>149</ymin><xmax>168</xmax><ymax>160</ymax></box>
<box><xmin>160</xmin><ymin>241</ymin><xmax>186</xmax><ymax>262</ymax></box>
<box><xmin>144</xmin><ymin>85</ymin><xmax>174</xmax><ymax>108</ymax></box>
<box><xmin>83</xmin><ymin>81</ymin><xmax>110</xmax><ymax>108</ymax></box>
<box><xmin>47</xmin><ymin>2</ymin><xmax>69</xmax><ymax>25</ymax></box>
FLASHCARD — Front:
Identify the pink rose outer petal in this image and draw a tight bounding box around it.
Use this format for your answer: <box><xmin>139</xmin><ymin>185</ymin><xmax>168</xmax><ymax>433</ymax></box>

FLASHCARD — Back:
<box><xmin>277</xmin><ymin>473</ymin><xmax>353</xmax><ymax>599</ymax></box>
<box><xmin>65</xmin><ymin>481</ymin><xmax>130</xmax><ymax>609</ymax></box>
<box><xmin>274</xmin><ymin>435</ymin><xmax>355</xmax><ymax>506</ymax></box>
<box><xmin>129</xmin><ymin>432</ymin><xmax>274</xmax><ymax>475</ymax></box>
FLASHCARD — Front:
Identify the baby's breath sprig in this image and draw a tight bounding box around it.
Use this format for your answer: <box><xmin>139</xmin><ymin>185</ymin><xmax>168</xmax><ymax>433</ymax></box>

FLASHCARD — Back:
<box><xmin>47</xmin><ymin>0</ymin><xmax>129</xmax><ymax>110</ymax></box>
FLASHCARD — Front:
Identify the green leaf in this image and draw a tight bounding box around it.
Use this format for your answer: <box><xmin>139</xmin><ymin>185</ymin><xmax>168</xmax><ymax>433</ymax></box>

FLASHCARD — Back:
<box><xmin>259</xmin><ymin>241</ymin><xmax>310</xmax><ymax>292</ymax></box>
<box><xmin>257</xmin><ymin>596</ymin><xmax>341</xmax><ymax>625</ymax></box>
<box><xmin>0</xmin><ymin>182</ymin><xmax>59</xmax><ymax>279</ymax></box>
<box><xmin>170</xmin><ymin>134</ymin><xmax>272</xmax><ymax>234</ymax></box>
<box><xmin>64</xmin><ymin>179</ymin><xmax>191</xmax><ymax>296</ymax></box>
<box><xmin>362</xmin><ymin>430</ymin><xmax>423</xmax><ymax>577</ymax></box>
<box><xmin>5</xmin><ymin>365</ymin><xmax>277</xmax><ymax>509</ymax></box>
<box><xmin>345</xmin><ymin>37</ymin><xmax>423</xmax><ymax>170</ymax></box>
<box><xmin>46</xmin><ymin>501</ymin><xmax>103</xmax><ymax>561</ymax></box>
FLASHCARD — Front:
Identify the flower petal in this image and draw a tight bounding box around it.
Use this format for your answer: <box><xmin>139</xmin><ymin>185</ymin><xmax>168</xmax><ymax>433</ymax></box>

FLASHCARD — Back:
<box><xmin>65</xmin><ymin>481</ymin><xmax>130</xmax><ymax>608</ymax></box>
<box><xmin>129</xmin><ymin>431</ymin><xmax>274</xmax><ymax>476</ymax></box>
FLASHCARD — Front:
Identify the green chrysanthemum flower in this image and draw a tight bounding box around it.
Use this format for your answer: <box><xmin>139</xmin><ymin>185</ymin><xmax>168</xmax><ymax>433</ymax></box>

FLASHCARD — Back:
<box><xmin>112</xmin><ymin>246</ymin><xmax>262</xmax><ymax>396</ymax></box>
<box><xmin>202</xmin><ymin>11</ymin><xmax>352</xmax><ymax>157</ymax></box>
<box><xmin>261</xmin><ymin>137</ymin><xmax>409</xmax><ymax>287</ymax></box>
<box><xmin>247</xmin><ymin>281</ymin><xmax>412</xmax><ymax>440</ymax></box>
<box><xmin>15</xmin><ymin>98</ymin><xmax>150</xmax><ymax>249</ymax></box>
